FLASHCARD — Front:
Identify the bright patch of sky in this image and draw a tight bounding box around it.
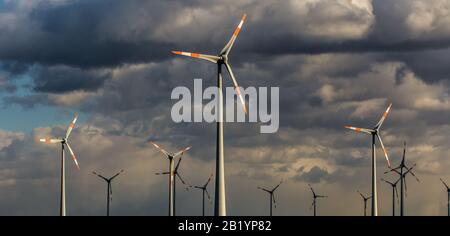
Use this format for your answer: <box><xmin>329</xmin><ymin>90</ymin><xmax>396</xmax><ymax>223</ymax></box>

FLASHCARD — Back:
<box><xmin>0</xmin><ymin>73</ymin><xmax>86</xmax><ymax>133</ymax></box>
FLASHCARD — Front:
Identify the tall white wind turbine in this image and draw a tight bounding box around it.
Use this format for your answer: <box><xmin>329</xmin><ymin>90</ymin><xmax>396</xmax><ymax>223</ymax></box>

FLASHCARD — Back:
<box><xmin>38</xmin><ymin>114</ymin><xmax>80</xmax><ymax>216</ymax></box>
<box><xmin>172</xmin><ymin>14</ymin><xmax>248</xmax><ymax>216</ymax></box>
<box><xmin>150</xmin><ymin>141</ymin><xmax>191</xmax><ymax>216</ymax></box>
<box><xmin>345</xmin><ymin>103</ymin><xmax>392</xmax><ymax>216</ymax></box>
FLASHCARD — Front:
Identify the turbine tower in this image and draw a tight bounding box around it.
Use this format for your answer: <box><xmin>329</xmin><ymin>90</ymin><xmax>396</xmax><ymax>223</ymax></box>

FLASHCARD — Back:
<box><xmin>439</xmin><ymin>178</ymin><xmax>449</xmax><ymax>216</ymax></box>
<box><xmin>381</xmin><ymin>178</ymin><xmax>400</xmax><ymax>216</ymax></box>
<box><xmin>308</xmin><ymin>184</ymin><xmax>327</xmax><ymax>216</ymax></box>
<box><xmin>190</xmin><ymin>174</ymin><xmax>213</xmax><ymax>216</ymax></box>
<box><xmin>38</xmin><ymin>114</ymin><xmax>80</xmax><ymax>216</ymax></box>
<box><xmin>92</xmin><ymin>169</ymin><xmax>124</xmax><ymax>216</ymax></box>
<box><xmin>345</xmin><ymin>103</ymin><xmax>392</xmax><ymax>216</ymax></box>
<box><xmin>385</xmin><ymin>142</ymin><xmax>420</xmax><ymax>216</ymax></box>
<box><xmin>257</xmin><ymin>181</ymin><xmax>283</xmax><ymax>216</ymax></box>
<box><xmin>172</xmin><ymin>14</ymin><xmax>248</xmax><ymax>216</ymax></box>
<box><xmin>357</xmin><ymin>190</ymin><xmax>371</xmax><ymax>216</ymax></box>
<box><xmin>151</xmin><ymin>141</ymin><xmax>191</xmax><ymax>216</ymax></box>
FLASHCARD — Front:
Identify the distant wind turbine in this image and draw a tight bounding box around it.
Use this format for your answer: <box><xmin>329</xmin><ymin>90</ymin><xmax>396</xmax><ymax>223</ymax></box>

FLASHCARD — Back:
<box><xmin>381</xmin><ymin>178</ymin><xmax>400</xmax><ymax>216</ymax></box>
<box><xmin>92</xmin><ymin>169</ymin><xmax>124</xmax><ymax>216</ymax></box>
<box><xmin>357</xmin><ymin>190</ymin><xmax>371</xmax><ymax>216</ymax></box>
<box><xmin>150</xmin><ymin>141</ymin><xmax>191</xmax><ymax>216</ymax></box>
<box><xmin>257</xmin><ymin>181</ymin><xmax>283</xmax><ymax>216</ymax></box>
<box><xmin>385</xmin><ymin>142</ymin><xmax>420</xmax><ymax>216</ymax></box>
<box><xmin>190</xmin><ymin>174</ymin><xmax>214</xmax><ymax>216</ymax></box>
<box><xmin>172</xmin><ymin>14</ymin><xmax>248</xmax><ymax>216</ymax></box>
<box><xmin>38</xmin><ymin>114</ymin><xmax>80</xmax><ymax>216</ymax></box>
<box><xmin>439</xmin><ymin>178</ymin><xmax>449</xmax><ymax>216</ymax></box>
<box><xmin>308</xmin><ymin>184</ymin><xmax>327</xmax><ymax>216</ymax></box>
<box><xmin>345</xmin><ymin>103</ymin><xmax>392</xmax><ymax>216</ymax></box>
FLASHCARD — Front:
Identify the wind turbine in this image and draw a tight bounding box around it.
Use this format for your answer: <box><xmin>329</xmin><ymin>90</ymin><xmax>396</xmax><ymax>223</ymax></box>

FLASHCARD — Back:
<box><xmin>156</xmin><ymin>156</ymin><xmax>190</xmax><ymax>216</ymax></box>
<box><xmin>92</xmin><ymin>169</ymin><xmax>124</xmax><ymax>216</ymax></box>
<box><xmin>439</xmin><ymin>178</ymin><xmax>450</xmax><ymax>216</ymax></box>
<box><xmin>308</xmin><ymin>184</ymin><xmax>327</xmax><ymax>216</ymax></box>
<box><xmin>257</xmin><ymin>181</ymin><xmax>283</xmax><ymax>216</ymax></box>
<box><xmin>190</xmin><ymin>174</ymin><xmax>213</xmax><ymax>216</ymax></box>
<box><xmin>357</xmin><ymin>190</ymin><xmax>371</xmax><ymax>216</ymax></box>
<box><xmin>345</xmin><ymin>103</ymin><xmax>392</xmax><ymax>216</ymax></box>
<box><xmin>385</xmin><ymin>142</ymin><xmax>420</xmax><ymax>216</ymax></box>
<box><xmin>381</xmin><ymin>178</ymin><xmax>400</xmax><ymax>216</ymax></box>
<box><xmin>172</xmin><ymin>14</ymin><xmax>248</xmax><ymax>216</ymax></box>
<box><xmin>38</xmin><ymin>114</ymin><xmax>80</xmax><ymax>216</ymax></box>
<box><xmin>150</xmin><ymin>141</ymin><xmax>191</xmax><ymax>216</ymax></box>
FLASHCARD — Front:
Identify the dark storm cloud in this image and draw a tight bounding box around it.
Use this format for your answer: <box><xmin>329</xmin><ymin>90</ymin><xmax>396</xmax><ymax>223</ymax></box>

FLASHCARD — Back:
<box><xmin>250</xmin><ymin>36</ymin><xmax>450</xmax><ymax>56</ymax></box>
<box><xmin>0</xmin><ymin>0</ymin><xmax>181</xmax><ymax>68</ymax></box>
<box><xmin>32</xmin><ymin>66</ymin><xmax>110</xmax><ymax>93</ymax></box>
<box><xmin>294</xmin><ymin>166</ymin><xmax>329</xmax><ymax>183</ymax></box>
<box><xmin>1</xmin><ymin>0</ymin><xmax>450</xmax><ymax>72</ymax></box>
<box><xmin>0</xmin><ymin>0</ymin><xmax>450</xmax><ymax>216</ymax></box>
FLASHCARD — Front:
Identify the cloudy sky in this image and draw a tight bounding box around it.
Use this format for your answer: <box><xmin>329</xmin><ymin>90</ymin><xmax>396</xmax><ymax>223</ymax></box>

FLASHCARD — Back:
<box><xmin>0</xmin><ymin>0</ymin><xmax>449</xmax><ymax>216</ymax></box>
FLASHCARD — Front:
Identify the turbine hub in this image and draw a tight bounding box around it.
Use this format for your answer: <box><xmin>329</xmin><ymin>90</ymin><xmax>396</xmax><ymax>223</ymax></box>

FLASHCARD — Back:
<box><xmin>221</xmin><ymin>54</ymin><xmax>228</xmax><ymax>63</ymax></box>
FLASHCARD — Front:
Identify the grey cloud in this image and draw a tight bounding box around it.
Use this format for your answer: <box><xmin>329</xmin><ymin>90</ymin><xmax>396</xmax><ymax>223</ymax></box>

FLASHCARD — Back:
<box><xmin>32</xmin><ymin>65</ymin><xmax>110</xmax><ymax>93</ymax></box>
<box><xmin>294</xmin><ymin>166</ymin><xmax>329</xmax><ymax>184</ymax></box>
<box><xmin>0</xmin><ymin>0</ymin><xmax>449</xmax><ymax>216</ymax></box>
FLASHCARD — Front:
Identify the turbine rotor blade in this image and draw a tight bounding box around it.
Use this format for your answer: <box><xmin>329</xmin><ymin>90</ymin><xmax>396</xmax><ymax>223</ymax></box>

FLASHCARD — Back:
<box><xmin>155</xmin><ymin>172</ymin><xmax>170</xmax><ymax>175</ymax></box>
<box><xmin>272</xmin><ymin>194</ymin><xmax>277</xmax><ymax>208</ymax></box>
<box><xmin>220</xmin><ymin>14</ymin><xmax>247</xmax><ymax>55</ymax></box>
<box><xmin>377</xmin><ymin>134</ymin><xmax>391</xmax><ymax>167</ymax></box>
<box><xmin>257</xmin><ymin>187</ymin><xmax>270</xmax><ymax>193</ymax></box>
<box><xmin>308</xmin><ymin>184</ymin><xmax>315</xmax><ymax>195</ymax></box>
<box><xmin>39</xmin><ymin>138</ymin><xmax>63</xmax><ymax>144</ymax></box>
<box><xmin>357</xmin><ymin>190</ymin><xmax>364</xmax><ymax>199</ymax></box>
<box><xmin>111</xmin><ymin>169</ymin><xmax>124</xmax><ymax>180</ymax></box>
<box><xmin>344</xmin><ymin>126</ymin><xmax>373</xmax><ymax>134</ymax></box>
<box><xmin>408</xmin><ymin>169</ymin><xmax>420</xmax><ymax>182</ymax></box>
<box><xmin>384</xmin><ymin>167</ymin><xmax>401</xmax><ymax>175</ymax></box>
<box><xmin>394</xmin><ymin>185</ymin><xmax>399</xmax><ymax>202</ymax></box>
<box><xmin>109</xmin><ymin>182</ymin><xmax>113</xmax><ymax>202</ymax></box>
<box><xmin>309</xmin><ymin>201</ymin><xmax>314</xmax><ymax>210</ymax></box>
<box><xmin>92</xmin><ymin>171</ymin><xmax>108</xmax><ymax>181</ymax></box>
<box><xmin>381</xmin><ymin>178</ymin><xmax>394</xmax><ymax>186</ymax></box>
<box><xmin>272</xmin><ymin>181</ymin><xmax>283</xmax><ymax>192</ymax></box>
<box><xmin>404</xmin><ymin>177</ymin><xmax>408</xmax><ymax>198</ymax></box>
<box><xmin>65</xmin><ymin>114</ymin><xmax>78</xmax><ymax>139</ymax></box>
<box><xmin>375</xmin><ymin>103</ymin><xmax>392</xmax><ymax>129</ymax></box>
<box><xmin>173</xmin><ymin>146</ymin><xmax>191</xmax><ymax>158</ymax></box>
<box><xmin>149</xmin><ymin>141</ymin><xmax>172</xmax><ymax>157</ymax></box>
<box><xmin>204</xmin><ymin>174</ymin><xmax>213</xmax><ymax>187</ymax></box>
<box><xmin>224</xmin><ymin>62</ymin><xmax>248</xmax><ymax>114</ymax></box>
<box><xmin>65</xmin><ymin>142</ymin><xmax>80</xmax><ymax>170</ymax></box>
<box><xmin>176</xmin><ymin>172</ymin><xmax>187</xmax><ymax>185</ymax></box>
<box><xmin>440</xmin><ymin>178</ymin><xmax>450</xmax><ymax>190</ymax></box>
<box><xmin>174</xmin><ymin>157</ymin><xmax>183</xmax><ymax>172</ymax></box>
<box><xmin>171</xmin><ymin>51</ymin><xmax>220</xmax><ymax>64</ymax></box>
<box><xmin>205</xmin><ymin>189</ymin><xmax>212</xmax><ymax>203</ymax></box>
